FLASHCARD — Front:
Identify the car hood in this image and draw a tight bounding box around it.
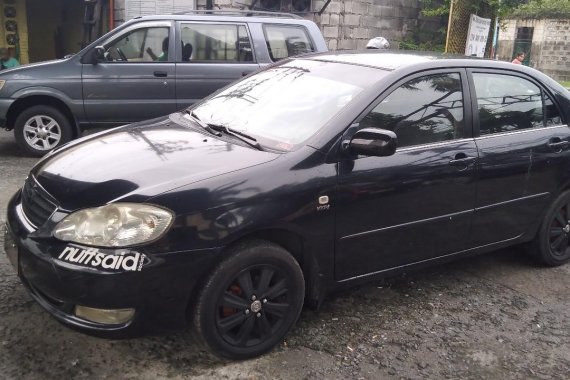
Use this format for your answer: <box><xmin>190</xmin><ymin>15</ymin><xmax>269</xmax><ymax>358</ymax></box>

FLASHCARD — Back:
<box><xmin>0</xmin><ymin>59</ymin><xmax>65</xmax><ymax>79</ymax></box>
<box><xmin>31</xmin><ymin>116</ymin><xmax>280</xmax><ymax>211</ymax></box>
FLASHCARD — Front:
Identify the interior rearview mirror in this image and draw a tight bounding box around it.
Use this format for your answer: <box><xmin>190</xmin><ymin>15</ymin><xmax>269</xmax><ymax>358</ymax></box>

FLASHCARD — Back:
<box><xmin>347</xmin><ymin>128</ymin><xmax>397</xmax><ymax>157</ymax></box>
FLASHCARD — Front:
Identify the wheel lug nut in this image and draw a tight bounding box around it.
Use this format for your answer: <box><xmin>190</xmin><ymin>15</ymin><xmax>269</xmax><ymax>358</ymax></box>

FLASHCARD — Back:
<box><xmin>251</xmin><ymin>295</ymin><xmax>256</xmax><ymax>301</ymax></box>
<box><xmin>263</xmin><ymin>299</ymin><xmax>267</xmax><ymax>304</ymax></box>
<box><xmin>256</xmin><ymin>313</ymin><xmax>261</xmax><ymax>318</ymax></box>
<box><xmin>245</xmin><ymin>309</ymin><xmax>250</xmax><ymax>315</ymax></box>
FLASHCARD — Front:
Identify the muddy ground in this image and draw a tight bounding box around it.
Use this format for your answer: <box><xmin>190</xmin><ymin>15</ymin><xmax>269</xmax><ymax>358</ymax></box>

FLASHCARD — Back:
<box><xmin>1</xmin><ymin>132</ymin><xmax>569</xmax><ymax>379</ymax></box>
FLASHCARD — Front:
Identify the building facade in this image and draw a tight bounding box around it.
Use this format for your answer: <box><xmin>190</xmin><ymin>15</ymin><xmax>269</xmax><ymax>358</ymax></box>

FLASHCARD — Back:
<box><xmin>497</xmin><ymin>18</ymin><xmax>570</xmax><ymax>82</ymax></box>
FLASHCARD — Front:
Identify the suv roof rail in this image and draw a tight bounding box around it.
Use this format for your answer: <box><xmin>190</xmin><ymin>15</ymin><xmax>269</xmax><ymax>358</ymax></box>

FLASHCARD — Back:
<box><xmin>171</xmin><ymin>9</ymin><xmax>303</xmax><ymax>19</ymax></box>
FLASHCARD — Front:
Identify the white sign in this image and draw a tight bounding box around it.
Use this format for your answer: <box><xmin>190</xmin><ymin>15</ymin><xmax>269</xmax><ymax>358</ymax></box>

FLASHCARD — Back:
<box><xmin>465</xmin><ymin>14</ymin><xmax>491</xmax><ymax>58</ymax></box>
<box><xmin>125</xmin><ymin>0</ymin><xmax>196</xmax><ymax>21</ymax></box>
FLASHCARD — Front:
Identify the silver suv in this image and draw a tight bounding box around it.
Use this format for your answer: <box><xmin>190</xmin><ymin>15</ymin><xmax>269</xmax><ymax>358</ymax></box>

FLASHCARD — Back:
<box><xmin>0</xmin><ymin>11</ymin><xmax>327</xmax><ymax>155</ymax></box>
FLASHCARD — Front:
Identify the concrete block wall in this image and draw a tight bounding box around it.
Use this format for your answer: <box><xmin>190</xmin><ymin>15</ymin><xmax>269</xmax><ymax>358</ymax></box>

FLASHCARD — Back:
<box><xmin>312</xmin><ymin>0</ymin><xmax>422</xmax><ymax>50</ymax></box>
<box><xmin>539</xmin><ymin>19</ymin><xmax>570</xmax><ymax>81</ymax></box>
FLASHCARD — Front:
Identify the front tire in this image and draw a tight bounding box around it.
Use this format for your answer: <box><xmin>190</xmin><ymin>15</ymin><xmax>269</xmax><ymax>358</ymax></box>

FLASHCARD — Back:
<box><xmin>193</xmin><ymin>240</ymin><xmax>305</xmax><ymax>359</ymax></box>
<box><xmin>531</xmin><ymin>190</ymin><xmax>570</xmax><ymax>266</ymax></box>
<box><xmin>14</xmin><ymin>105</ymin><xmax>73</xmax><ymax>156</ymax></box>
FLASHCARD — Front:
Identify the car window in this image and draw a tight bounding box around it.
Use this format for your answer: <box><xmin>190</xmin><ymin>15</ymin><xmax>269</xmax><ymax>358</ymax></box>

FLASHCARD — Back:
<box><xmin>180</xmin><ymin>23</ymin><xmax>253</xmax><ymax>62</ymax></box>
<box><xmin>106</xmin><ymin>27</ymin><xmax>170</xmax><ymax>62</ymax></box>
<box><xmin>544</xmin><ymin>92</ymin><xmax>563</xmax><ymax>127</ymax></box>
<box><xmin>360</xmin><ymin>73</ymin><xmax>465</xmax><ymax>148</ymax></box>
<box><xmin>263</xmin><ymin>25</ymin><xmax>315</xmax><ymax>61</ymax></box>
<box><xmin>472</xmin><ymin>73</ymin><xmax>559</xmax><ymax>135</ymax></box>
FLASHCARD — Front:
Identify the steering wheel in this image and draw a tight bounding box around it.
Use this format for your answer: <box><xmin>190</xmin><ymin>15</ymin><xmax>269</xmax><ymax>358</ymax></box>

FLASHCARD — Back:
<box><xmin>114</xmin><ymin>47</ymin><xmax>128</xmax><ymax>62</ymax></box>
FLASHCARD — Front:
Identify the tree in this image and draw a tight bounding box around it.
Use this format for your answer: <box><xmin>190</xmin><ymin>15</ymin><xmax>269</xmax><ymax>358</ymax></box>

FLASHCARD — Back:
<box><xmin>508</xmin><ymin>0</ymin><xmax>570</xmax><ymax>18</ymax></box>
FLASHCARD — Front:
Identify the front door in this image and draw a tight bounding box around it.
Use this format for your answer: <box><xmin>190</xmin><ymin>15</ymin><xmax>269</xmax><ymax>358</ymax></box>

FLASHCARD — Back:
<box><xmin>335</xmin><ymin>70</ymin><xmax>478</xmax><ymax>281</ymax></box>
<box><xmin>175</xmin><ymin>22</ymin><xmax>261</xmax><ymax>109</ymax></box>
<box><xmin>82</xmin><ymin>21</ymin><xmax>177</xmax><ymax>126</ymax></box>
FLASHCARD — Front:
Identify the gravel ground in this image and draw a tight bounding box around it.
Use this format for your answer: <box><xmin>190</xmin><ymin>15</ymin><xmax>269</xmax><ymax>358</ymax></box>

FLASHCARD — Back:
<box><xmin>1</xmin><ymin>131</ymin><xmax>569</xmax><ymax>379</ymax></box>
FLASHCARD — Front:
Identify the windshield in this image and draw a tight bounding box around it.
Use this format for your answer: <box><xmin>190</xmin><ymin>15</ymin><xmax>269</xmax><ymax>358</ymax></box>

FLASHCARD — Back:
<box><xmin>189</xmin><ymin>59</ymin><xmax>388</xmax><ymax>151</ymax></box>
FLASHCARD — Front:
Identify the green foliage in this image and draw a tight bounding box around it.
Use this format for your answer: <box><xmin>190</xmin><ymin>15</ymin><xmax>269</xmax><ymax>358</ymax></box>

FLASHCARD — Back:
<box><xmin>420</xmin><ymin>0</ymin><xmax>527</xmax><ymax>18</ymax></box>
<box><xmin>398</xmin><ymin>36</ymin><xmax>445</xmax><ymax>52</ymax></box>
<box><xmin>420</xmin><ymin>0</ymin><xmax>451</xmax><ymax>17</ymax></box>
<box><xmin>509</xmin><ymin>0</ymin><xmax>570</xmax><ymax>18</ymax></box>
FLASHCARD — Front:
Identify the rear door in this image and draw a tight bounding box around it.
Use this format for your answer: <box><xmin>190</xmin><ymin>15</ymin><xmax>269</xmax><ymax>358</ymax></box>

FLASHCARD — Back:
<box><xmin>335</xmin><ymin>69</ymin><xmax>478</xmax><ymax>281</ymax></box>
<box><xmin>468</xmin><ymin>69</ymin><xmax>570</xmax><ymax>246</ymax></box>
<box><xmin>82</xmin><ymin>21</ymin><xmax>177</xmax><ymax>125</ymax></box>
<box><xmin>175</xmin><ymin>21</ymin><xmax>260</xmax><ymax>110</ymax></box>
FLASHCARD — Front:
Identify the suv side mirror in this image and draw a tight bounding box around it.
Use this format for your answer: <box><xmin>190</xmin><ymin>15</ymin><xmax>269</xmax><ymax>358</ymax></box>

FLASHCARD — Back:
<box><xmin>347</xmin><ymin>128</ymin><xmax>397</xmax><ymax>157</ymax></box>
<box><xmin>83</xmin><ymin>46</ymin><xmax>105</xmax><ymax>64</ymax></box>
<box><xmin>94</xmin><ymin>46</ymin><xmax>105</xmax><ymax>61</ymax></box>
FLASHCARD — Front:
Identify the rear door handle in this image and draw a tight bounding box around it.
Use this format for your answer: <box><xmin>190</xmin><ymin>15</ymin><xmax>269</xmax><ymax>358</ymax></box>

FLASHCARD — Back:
<box><xmin>154</xmin><ymin>71</ymin><xmax>168</xmax><ymax>78</ymax></box>
<box><xmin>547</xmin><ymin>139</ymin><xmax>569</xmax><ymax>152</ymax></box>
<box><xmin>449</xmin><ymin>154</ymin><xmax>476</xmax><ymax>167</ymax></box>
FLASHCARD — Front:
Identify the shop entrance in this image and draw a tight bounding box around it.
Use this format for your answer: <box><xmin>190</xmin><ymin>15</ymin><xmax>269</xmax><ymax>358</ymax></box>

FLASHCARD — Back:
<box><xmin>25</xmin><ymin>0</ymin><xmax>109</xmax><ymax>63</ymax></box>
<box><xmin>26</xmin><ymin>0</ymin><xmax>85</xmax><ymax>62</ymax></box>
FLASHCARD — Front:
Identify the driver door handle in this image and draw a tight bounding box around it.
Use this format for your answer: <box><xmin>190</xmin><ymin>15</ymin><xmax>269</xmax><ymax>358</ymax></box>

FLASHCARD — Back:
<box><xmin>449</xmin><ymin>153</ymin><xmax>477</xmax><ymax>167</ymax></box>
<box><xmin>154</xmin><ymin>71</ymin><xmax>168</xmax><ymax>78</ymax></box>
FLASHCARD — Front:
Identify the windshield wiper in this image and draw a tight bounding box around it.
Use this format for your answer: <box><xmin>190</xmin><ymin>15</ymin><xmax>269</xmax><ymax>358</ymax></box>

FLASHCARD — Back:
<box><xmin>183</xmin><ymin>110</ymin><xmax>263</xmax><ymax>151</ymax></box>
<box><xmin>208</xmin><ymin>124</ymin><xmax>264</xmax><ymax>151</ymax></box>
<box><xmin>184</xmin><ymin>110</ymin><xmax>221</xmax><ymax>137</ymax></box>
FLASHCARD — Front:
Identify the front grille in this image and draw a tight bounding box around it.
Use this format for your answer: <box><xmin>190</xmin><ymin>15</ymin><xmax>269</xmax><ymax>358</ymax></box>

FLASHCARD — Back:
<box><xmin>21</xmin><ymin>177</ymin><xmax>58</xmax><ymax>228</ymax></box>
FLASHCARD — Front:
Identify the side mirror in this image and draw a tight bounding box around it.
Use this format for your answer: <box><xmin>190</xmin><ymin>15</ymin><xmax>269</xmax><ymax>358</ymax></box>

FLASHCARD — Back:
<box><xmin>347</xmin><ymin>128</ymin><xmax>397</xmax><ymax>157</ymax></box>
<box><xmin>82</xmin><ymin>46</ymin><xmax>105</xmax><ymax>64</ymax></box>
<box><xmin>94</xmin><ymin>46</ymin><xmax>105</xmax><ymax>61</ymax></box>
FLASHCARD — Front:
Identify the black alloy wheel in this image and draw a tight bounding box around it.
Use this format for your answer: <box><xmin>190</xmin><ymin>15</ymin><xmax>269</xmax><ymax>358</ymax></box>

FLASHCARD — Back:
<box><xmin>194</xmin><ymin>240</ymin><xmax>305</xmax><ymax>359</ymax></box>
<box><xmin>532</xmin><ymin>191</ymin><xmax>570</xmax><ymax>266</ymax></box>
<box><xmin>548</xmin><ymin>203</ymin><xmax>570</xmax><ymax>258</ymax></box>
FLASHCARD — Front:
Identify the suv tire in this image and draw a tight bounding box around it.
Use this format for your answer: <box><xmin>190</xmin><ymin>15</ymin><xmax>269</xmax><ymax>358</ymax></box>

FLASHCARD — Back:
<box><xmin>14</xmin><ymin>105</ymin><xmax>73</xmax><ymax>156</ymax></box>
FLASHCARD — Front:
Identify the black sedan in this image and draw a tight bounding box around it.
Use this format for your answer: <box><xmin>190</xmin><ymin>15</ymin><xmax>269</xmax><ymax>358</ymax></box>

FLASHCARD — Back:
<box><xmin>4</xmin><ymin>51</ymin><xmax>570</xmax><ymax>359</ymax></box>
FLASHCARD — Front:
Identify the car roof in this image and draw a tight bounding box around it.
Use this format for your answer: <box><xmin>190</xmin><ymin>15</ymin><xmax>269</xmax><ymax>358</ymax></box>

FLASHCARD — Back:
<box><xmin>302</xmin><ymin>50</ymin><xmax>527</xmax><ymax>73</ymax></box>
<box><xmin>134</xmin><ymin>11</ymin><xmax>310</xmax><ymax>24</ymax></box>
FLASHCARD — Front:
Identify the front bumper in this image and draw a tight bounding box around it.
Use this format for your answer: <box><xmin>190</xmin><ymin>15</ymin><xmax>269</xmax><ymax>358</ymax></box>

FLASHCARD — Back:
<box><xmin>5</xmin><ymin>190</ymin><xmax>222</xmax><ymax>338</ymax></box>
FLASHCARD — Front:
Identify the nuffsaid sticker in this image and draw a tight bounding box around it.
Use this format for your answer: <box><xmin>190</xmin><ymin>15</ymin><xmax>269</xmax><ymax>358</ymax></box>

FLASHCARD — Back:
<box><xmin>57</xmin><ymin>246</ymin><xmax>146</xmax><ymax>272</ymax></box>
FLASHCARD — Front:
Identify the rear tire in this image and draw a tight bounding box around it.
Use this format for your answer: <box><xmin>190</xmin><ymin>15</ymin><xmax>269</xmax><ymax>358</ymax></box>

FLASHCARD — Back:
<box><xmin>14</xmin><ymin>105</ymin><xmax>73</xmax><ymax>156</ymax></box>
<box><xmin>193</xmin><ymin>240</ymin><xmax>305</xmax><ymax>359</ymax></box>
<box><xmin>531</xmin><ymin>190</ymin><xmax>570</xmax><ymax>266</ymax></box>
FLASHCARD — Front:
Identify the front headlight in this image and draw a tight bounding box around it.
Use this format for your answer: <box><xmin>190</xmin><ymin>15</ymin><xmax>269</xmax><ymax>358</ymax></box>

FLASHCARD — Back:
<box><xmin>53</xmin><ymin>203</ymin><xmax>173</xmax><ymax>247</ymax></box>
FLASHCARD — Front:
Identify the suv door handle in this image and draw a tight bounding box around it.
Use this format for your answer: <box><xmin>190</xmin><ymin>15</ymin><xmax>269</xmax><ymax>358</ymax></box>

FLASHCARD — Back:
<box><xmin>547</xmin><ymin>138</ymin><xmax>569</xmax><ymax>152</ymax></box>
<box><xmin>449</xmin><ymin>153</ymin><xmax>476</xmax><ymax>167</ymax></box>
<box><xmin>154</xmin><ymin>71</ymin><xmax>168</xmax><ymax>78</ymax></box>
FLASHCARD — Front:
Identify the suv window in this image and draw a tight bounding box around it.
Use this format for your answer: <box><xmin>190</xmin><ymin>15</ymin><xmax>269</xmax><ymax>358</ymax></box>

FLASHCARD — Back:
<box><xmin>180</xmin><ymin>23</ymin><xmax>253</xmax><ymax>62</ymax></box>
<box><xmin>263</xmin><ymin>25</ymin><xmax>314</xmax><ymax>61</ymax></box>
<box><xmin>473</xmin><ymin>73</ymin><xmax>562</xmax><ymax>135</ymax></box>
<box><xmin>106</xmin><ymin>27</ymin><xmax>170</xmax><ymax>62</ymax></box>
<box><xmin>360</xmin><ymin>73</ymin><xmax>465</xmax><ymax>148</ymax></box>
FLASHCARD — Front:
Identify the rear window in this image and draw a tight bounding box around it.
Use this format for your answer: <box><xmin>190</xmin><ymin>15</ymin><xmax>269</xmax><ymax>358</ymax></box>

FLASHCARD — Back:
<box><xmin>180</xmin><ymin>23</ymin><xmax>254</xmax><ymax>62</ymax></box>
<box><xmin>263</xmin><ymin>25</ymin><xmax>315</xmax><ymax>61</ymax></box>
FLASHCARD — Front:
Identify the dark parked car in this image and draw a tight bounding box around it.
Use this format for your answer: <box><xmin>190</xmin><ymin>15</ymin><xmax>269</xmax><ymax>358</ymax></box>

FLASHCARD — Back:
<box><xmin>0</xmin><ymin>11</ymin><xmax>326</xmax><ymax>156</ymax></box>
<box><xmin>4</xmin><ymin>51</ymin><xmax>570</xmax><ymax>359</ymax></box>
